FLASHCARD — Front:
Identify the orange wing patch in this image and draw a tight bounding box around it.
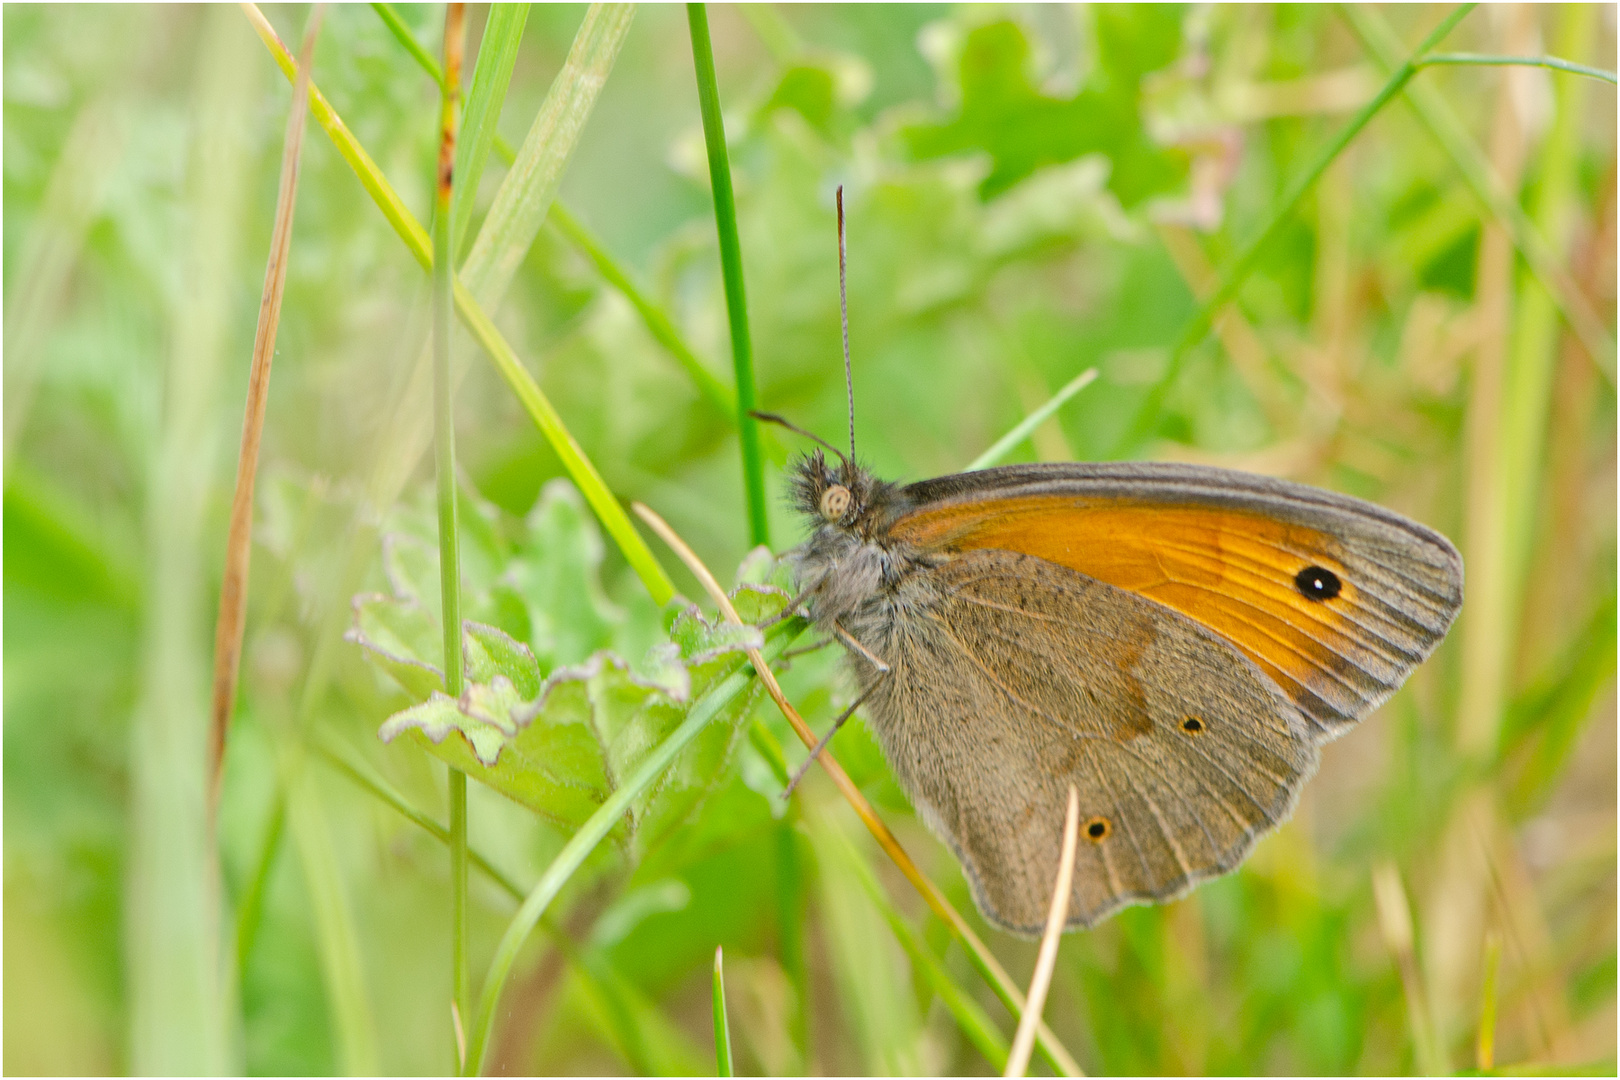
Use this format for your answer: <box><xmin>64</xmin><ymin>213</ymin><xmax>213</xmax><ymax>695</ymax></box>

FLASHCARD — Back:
<box><xmin>893</xmin><ymin>495</ymin><xmax>1414</xmax><ymax>732</ymax></box>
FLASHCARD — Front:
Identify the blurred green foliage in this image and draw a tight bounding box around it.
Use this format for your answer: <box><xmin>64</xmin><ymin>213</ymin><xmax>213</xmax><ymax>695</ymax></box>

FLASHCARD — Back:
<box><xmin>4</xmin><ymin>3</ymin><xmax>1615</xmax><ymax>1076</ymax></box>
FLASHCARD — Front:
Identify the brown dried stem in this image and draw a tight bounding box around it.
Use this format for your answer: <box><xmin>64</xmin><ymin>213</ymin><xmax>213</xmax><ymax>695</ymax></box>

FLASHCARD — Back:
<box><xmin>208</xmin><ymin>5</ymin><xmax>324</xmax><ymax>810</ymax></box>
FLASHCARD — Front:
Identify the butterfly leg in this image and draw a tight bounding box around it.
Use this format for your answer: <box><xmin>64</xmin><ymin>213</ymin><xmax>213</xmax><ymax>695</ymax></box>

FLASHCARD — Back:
<box><xmin>831</xmin><ymin>618</ymin><xmax>891</xmax><ymax>674</ymax></box>
<box><xmin>757</xmin><ymin>575</ymin><xmax>825</xmax><ymax>629</ymax></box>
<box><xmin>782</xmin><ymin>677</ymin><xmax>884</xmax><ymax>798</ymax></box>
<box><xmin>779</xmin><ymin>637</ymin><xmax>836</xmax><ymax>664</ymax></box>
<box><xmin>781</xmin><ymin>618</ymin><xmax>892</xmax><ymax>798</ymax></box>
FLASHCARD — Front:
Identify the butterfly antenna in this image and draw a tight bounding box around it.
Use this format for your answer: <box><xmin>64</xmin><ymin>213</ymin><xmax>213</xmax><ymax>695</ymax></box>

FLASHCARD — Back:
<box><xmin>751</xmin><ymin>410</ymin><xmax>850</xmax><ymax>470</ymax></box>
<box><xmin>837</xmin><ymin>185</ymin><xmax>855</xmax><ymax>462</ymax></box>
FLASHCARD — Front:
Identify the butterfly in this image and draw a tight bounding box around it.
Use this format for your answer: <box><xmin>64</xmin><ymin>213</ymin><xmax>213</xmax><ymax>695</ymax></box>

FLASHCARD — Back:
<box><xmin>780</xmin><ymin>447</ymin><xmax>1463</xmax><ymax>932</ymax></box>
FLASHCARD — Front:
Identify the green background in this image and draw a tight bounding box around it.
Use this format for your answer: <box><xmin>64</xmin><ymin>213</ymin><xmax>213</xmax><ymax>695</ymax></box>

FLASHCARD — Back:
<box><xmin>5</xmin><ymin>4</ymin><xmax>1615</xmax><ymax>1075</ymax></box>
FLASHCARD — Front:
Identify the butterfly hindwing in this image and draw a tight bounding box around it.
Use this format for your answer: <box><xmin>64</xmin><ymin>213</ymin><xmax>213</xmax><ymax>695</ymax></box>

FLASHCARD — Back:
<box><xmin>850</xmin><ymin>547</ymin><xmax>1318</xmax><ymax>933</ymax></box>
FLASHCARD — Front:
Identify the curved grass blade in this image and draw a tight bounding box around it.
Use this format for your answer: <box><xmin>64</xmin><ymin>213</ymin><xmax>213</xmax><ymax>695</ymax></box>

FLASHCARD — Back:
<box><xmin>463</xmin><ymin>622</ymin><xmax>803</xmax><ymax>1075</ymax></box>
<box><xmin>233</xmin><ymin>790</ymin><xmax>287</xmax><ymax>976</ymax></box>
<box><xmin>549</xmin><ymin>203</ymin><xmax>737</xmax><ymax>418</ymax></box>
<box><xmin>967</xmin><ymin>368</ymin><xmax>1098</xmax><ymax>471</ymax></box>
<box><xmin>1420</xmin><ymin>52</ymin><xmax>1617</xmax><ymax>86</ymax></box>
<box><xmin>1005</xmin><ymin>785</ymin><xmax>1079</xmax><ymax>1078</ymax></box>
<box><xmin>241</xmin><ymin>3</ymin><xmax>675</xmax><ymax>606</ymax></box>
<box><xmin>687</xmin><ymin>3</ymin><xmax>769</xmax><ymax>548</ymax></box>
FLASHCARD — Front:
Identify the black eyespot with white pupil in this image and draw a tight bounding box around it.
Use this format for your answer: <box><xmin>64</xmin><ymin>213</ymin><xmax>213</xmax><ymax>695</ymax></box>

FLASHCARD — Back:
<box><xmin>820</xmin><ymin>484</ymin><xmax>851</xmax><ymax>520</ymax></box>
<box><xmin>1295</xmin><ymin>565</ymin><xmax>1342</xmax><ymax>601</ymax></box>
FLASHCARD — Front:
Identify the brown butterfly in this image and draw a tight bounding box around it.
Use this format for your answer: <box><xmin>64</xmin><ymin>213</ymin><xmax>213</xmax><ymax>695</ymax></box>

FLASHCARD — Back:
<box><xmin>780</xmin><ymin>448</ymin><xmax>1462</xmax><ymax>933</ymax></box>
<box><xmin>765</xmin><ymin>188</ymin><xmax>1464</xmax><ymax>934</ymax></box>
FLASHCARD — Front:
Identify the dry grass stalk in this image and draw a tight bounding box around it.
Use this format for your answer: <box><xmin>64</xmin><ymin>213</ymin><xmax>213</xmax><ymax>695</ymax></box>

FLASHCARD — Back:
<box><xmin>1004</xmin><ymin>784</ymin><xmax>1080</xmax><ymax>1079</ymax></box>
<box><xmin>208</xmin><ymin>6</ymin><xmax>324</xmax><ymax>809</ymax></box>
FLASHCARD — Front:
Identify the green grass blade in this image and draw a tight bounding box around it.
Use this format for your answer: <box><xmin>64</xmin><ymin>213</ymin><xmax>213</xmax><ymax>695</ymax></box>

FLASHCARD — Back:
<box><xmin>317</xmin><ymin>734</ymin><xmax>709</xmax><ymax>1074</ymax></box>
<box><xmin>1342</xmin><ymin>4</ymin><xmax>1616</xmax><ymax>384</ymax></box>
<box><xmin>242</xmin><ymin>3</ymin><xmax>675</xmax><ymax>606</ymax></box>
<box><xmin>1500</xmin><ymin>592</ymin><xmax>1617</xmax><ymax>813</ymax></box>
<box><xmin>967</xmin><ymin>368</ymin><xmax>1098</xmax><ymax>470</ymax></box>
<box><xmin>464</xmin><ymin>622</ymin><xmax>803</xmax><ymax>1075</ymax></box>
<box><xmin>1420</xmin><ymin>52</ymin><xmax>1617</xmax><ymax>85</ymax></box>
<box><xmin>1500</xmin><ymin>3</ymin><xmax>1598</xmax><ymax>665</ymax></box>
<box><xmin>244</xmin><ymin>5</ymin><xmax>431</xmax><ymax>263</ymax></box>
<box><xmin>370</xmin><ymin>3</ymin><xmax>445</xmax><ymax>89</ymax></box>
<box><xmin>461</xmin><ymin>3</ymin><xmax>634</xmax><ymax>305</ymax></box>
<box><xmin>687</xmin><ymin>2</ymin><xmax>770</xmax><ymax>547</ymax></box>
<box><xmin>1117</xmin><ymin>3</ymin><xmax>1476</xmax><ymax>455</ymax></box>
<box><xmin>433</xmin><ymin>12</ymin><xmax>471</xmax><ymax>1063</ymax></box>
<box><xmin>1477</xmin><ymin>932</ymin><xmax>1502</xmax><ymax>1070</ymax></box>
<box><xmin>453</xmin><ymin>3</ymin><xmax>529</xmax><ymax>257</ymax></box>
<box><xmin>451</xmin><ymin>281</ymin><xmax>676</xmax><ymax>603</ymax></box>
<box><xmin>713</xmin><ymin>946</ymin><xmax>734</xmax><ymax>1076</ymax></box>
<box><xmin>808</xmin><ymin>810</ymin><xmax>925</xmax><ymax>1074</ymax></box>
<box><xmin>549</xmin><ymin>203</ymin><xmax>737</xmax><ymax>417</ymax></box>
<box><xmin>314</xmin><ymin>733</ymin><xmax>525</xmax><ymax>899</ymax></box>
<box><xmin>286</xmin><ymin>754</ymin><xmax>380</xmax><ymax>1076</ymax></box>
<box><xmin>234</xmin><ymin>790</ymin><xmax>287</xmax><ymax>976</ymax></box>
<box><xmin>2</xmin><ymin>93</ymin><xmax>124</xmax><ymax>470</ymax></box>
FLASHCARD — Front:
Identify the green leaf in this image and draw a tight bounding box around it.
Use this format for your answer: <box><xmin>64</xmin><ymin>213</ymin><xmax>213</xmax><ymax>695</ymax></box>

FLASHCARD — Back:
<box><xmin>357</xmin><ymin>482</ymin><xmax>794</xmax><ymax>847</ymax></box>
<box><xmin>903</xmin><ymin>12</ymin><xmax>1188</xmax><ymax>205</ymax></box>
<box><xmin>504</xmin><ymin>477</ymin><xmax>625</xmax><ymax>670</ymax></box>
<box><xmin>346</xmin><ymin>592</ymin><xmax>444</xmax><ymax>700</ymax></box>
<box><xmin>463</xmin><ymin>620</ymin><xmax>542</xmax><ymax>699</ymax></box>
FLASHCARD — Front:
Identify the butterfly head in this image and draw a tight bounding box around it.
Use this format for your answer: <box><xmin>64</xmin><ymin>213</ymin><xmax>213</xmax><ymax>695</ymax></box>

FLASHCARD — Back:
<box><xmin>790</xmin><ymin>449</ymin><xmax>886</xmax><ymax>535</ymax></box>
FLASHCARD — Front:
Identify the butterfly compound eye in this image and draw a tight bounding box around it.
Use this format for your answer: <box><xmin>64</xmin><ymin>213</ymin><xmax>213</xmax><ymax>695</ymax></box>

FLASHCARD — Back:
<box><xmin>1295</xmin><ymin>565</ymin><xmax>1342</xmax><ymax>601</ymax></box>
<box><xmin>820</xmin><ymin>484</ymin><xmax>852</xmax><ymax>520</ymax></box>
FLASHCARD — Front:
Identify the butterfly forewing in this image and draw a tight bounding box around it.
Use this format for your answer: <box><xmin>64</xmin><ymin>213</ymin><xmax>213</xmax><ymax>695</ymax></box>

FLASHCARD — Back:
<box><xmin>889</xmin><ymin>462</ymin><xmax>1464</xmax><ymax>741</ymax></box>
<box><xmin>853</xmin><ymin>548</ymin><xmax>1319</xmax><ymax>933</ymax></box>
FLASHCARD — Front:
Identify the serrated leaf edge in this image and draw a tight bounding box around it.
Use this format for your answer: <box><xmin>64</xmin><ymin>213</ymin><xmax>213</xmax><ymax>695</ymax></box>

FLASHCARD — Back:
<box><xmin>345</xmin><ymin>590</ymin><xmax>446</xmax><ymax>685</ymax></box>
